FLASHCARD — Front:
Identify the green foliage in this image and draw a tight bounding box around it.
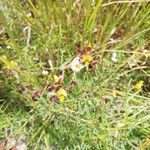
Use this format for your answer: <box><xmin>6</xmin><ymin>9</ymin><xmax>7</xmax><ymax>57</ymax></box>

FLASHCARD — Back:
<box><xmin>0</xmin><ymin>0</ymin><xmax>150</xmax><ymax>149</ymax></box>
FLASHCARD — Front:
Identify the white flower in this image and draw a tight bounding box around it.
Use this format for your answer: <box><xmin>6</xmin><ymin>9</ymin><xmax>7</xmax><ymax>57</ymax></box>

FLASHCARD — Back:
<box><xmin>42</xmin><ymin>70</ymin><xmax>49</xmax><ymax>76</ymax></box>
<box><xmin>111</xmin><ymin>52</ymin><xmax>117</xmax><ymax>62</ymax></box>
<box><xmin>47</xmin><ymin>91</ymin><xmax>56</xmax><ymax>97</ymax></box>
<box><xmin>70</xmin><ymin>57</ymin><xmax>84</xmax><ymax>72</ymax></box>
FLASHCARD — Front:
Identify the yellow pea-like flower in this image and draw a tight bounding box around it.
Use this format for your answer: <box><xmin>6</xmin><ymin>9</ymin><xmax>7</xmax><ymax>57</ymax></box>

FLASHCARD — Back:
<box><xmin>53</xmin><ymin>75</ymin><xmax>60</xmax><ymax>82</ymax></box>
<box><xmin>135</xmin><ymin>80</ymin><xmax>144</xmax><ymax>92</ymax></box>
<box><xmin>82</xmin><ymin>55</ymin><xmax>92</xmax><ymax>66</ymax></box>
<box><xmin>56</xmin><ymin>88</ymin><xmax>67</xmax><ymax>103</ymax></box>
<box><xmin>59</xmin><ymin>95</ymin><xmax>65</xmax><ymax>103</ymax></box>
<box><xmin>87</xmin><ymin>43</ymin><xmax>92</xmax><ymax>49</ymax></box>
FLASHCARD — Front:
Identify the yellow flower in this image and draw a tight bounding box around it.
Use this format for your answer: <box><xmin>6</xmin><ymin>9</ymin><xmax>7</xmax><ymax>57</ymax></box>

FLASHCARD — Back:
<box><xmin>87</xmin><ymin>43</ymin><xmax>92</xmax><ymax>49</ymax></box>
<box><xmin>53</xmin><ymin>75</ymin><xmax>60</xmax><ymax>82</ymax></box>
<box><xmin>135</xmin><ymin>80</ymin><xmax>144</xmax><ymax>92</ymax></box>
<box><xmin>85</xmin><ymin>43</ymin><xmax>92</xmax><ymax>51</ymax></box>
<box><xmin>10</xmin><ymin>61</ymin><xmax>18</xmax><ymax>66</ymax></box>
<box><xmin>82</xmin><ymin>55</ymin><xmax>92</xmax><ymax>66</ymax></box>
<box><xmin>56</xmin><ymin>88</ymin><xmax>67</xmax><ymax>103</ymax></box>
<box><xmin>3</xmin><ymin>60</ymin><xmax>18</xmax><ymax>69</ymax></box>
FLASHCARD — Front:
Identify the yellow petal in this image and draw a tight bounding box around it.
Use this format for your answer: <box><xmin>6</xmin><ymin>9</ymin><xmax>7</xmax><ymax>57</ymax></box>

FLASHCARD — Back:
<box><xmin>135</xmin><ymin>80</ymin><xmax>144</xmax><ymax>91</ymax></box>
<box><xmin>56</xmin><ymin>88</ymin><xmax>67</xmax><ymax>97</ymax></box>
<box><xmin>82</xmin><ymin>55</ymin><xmax>92</xmax><ymax>65</ymax></box>
<box><xmin>85</xmin><ymin>61</ymin><xmax>90</xmax><ymax>66</ymax></box>
<box><xmin>88</xmin><ymin>43</ymin><xmax>92</xmax><ymax>49</ymax></box>
<box><xmin>3</xmin><ymin>60</ymin><xmax>18</xmax><ymax>69</ymax></box>
<box><xmin>59</xmin><ymin>95</ymin><xmax>65</xmax><ymax>103</ymax></box>
<box><xmin>10</xmin><ymin>61</ymin><xmax>18</xmax><ymax>67</ymax></box>
<box><xmin>53</xmin><ymin>75</ymin><xmax>60</xmax><ymax>82</ymax></box>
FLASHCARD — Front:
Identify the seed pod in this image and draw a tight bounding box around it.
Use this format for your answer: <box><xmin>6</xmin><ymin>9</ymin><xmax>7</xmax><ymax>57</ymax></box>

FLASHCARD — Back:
<box><xmin>50</xmin><ymin>95</ymin><xmax>59</xmax><ymax>103</ymax></box>
<box><xmin>46</xmin><ymin>83</ymin><xmax>62</xmax><ymax>91</ymax></box>
<box><xmin>46</xmin><ymin>84</ymin><xmax>55</xmax><ymax>91</ymax></box>
<box><xmin>84</xmin><ymin>43</ymin><xmax>92</xmax><ymax>52</ymax></box>
<box><xmin>18</xmin><ymin>85</ymin><xmax>28</xmax><ymax>93</ymax></box>
<box><xmin>66</xmin><ymin>84</ymin><xmax>74</xmax><ymax>92</ymax></box>
<box><xmin>89</xmin><ymin>60</ymin><xmax>98</xmax><ymax>69</ymax></box>
<box><xmin>101</xmin><ymin>95</ymin><xmax>111</xmax><ymax>103</ymax></box>
<box><xmin>31</xmin><ymin>91</ymin><xmax>41</xmax><ymax>100</ymax></box>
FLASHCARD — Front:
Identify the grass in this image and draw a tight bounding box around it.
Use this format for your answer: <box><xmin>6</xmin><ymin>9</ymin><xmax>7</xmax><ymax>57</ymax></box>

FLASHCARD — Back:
<box><xmin>0</xmin><ymin>0</ymin><xmax>150</xmax><ymax>149</ymax></box>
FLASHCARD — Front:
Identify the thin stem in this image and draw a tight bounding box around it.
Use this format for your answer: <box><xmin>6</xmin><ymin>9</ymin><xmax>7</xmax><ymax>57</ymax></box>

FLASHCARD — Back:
<box><xmin>102</xmin><ymin>0</ymin><xmax>150</xmax><ymax>7</ymax></box>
